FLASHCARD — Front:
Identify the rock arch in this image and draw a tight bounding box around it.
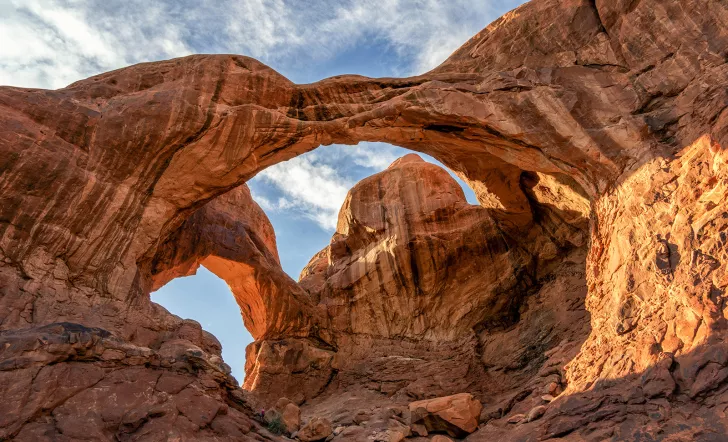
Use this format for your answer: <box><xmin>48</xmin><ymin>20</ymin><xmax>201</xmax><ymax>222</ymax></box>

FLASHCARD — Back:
<box><xmin>1</xmin><ymin>0</ymin><xmax>728</xmax><ymax>439</ymax></box>
<box><xmin>140</xmin><ymin>184</ymin><xmax>312</xmax><ymax>341</ymax></box>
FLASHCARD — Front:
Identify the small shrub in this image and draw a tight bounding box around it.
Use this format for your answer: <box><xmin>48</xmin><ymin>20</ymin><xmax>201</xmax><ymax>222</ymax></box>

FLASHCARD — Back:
<box><xmin>267</xmin><ymin>415</ymin><xmax>286</xmax><ymax>435</ymax></box>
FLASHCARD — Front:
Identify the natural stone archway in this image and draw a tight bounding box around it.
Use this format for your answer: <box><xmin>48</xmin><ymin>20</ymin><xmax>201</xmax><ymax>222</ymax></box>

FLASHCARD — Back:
<box><xmin>5</xmin><ymin>0</ymin><xmax>724</xmax><ymax>336</ymax></box>
<box><xmin>291</xmin><ymin>153</ymin><xmax>592</xmax><ymax>414</ymax></box>
<box><xmin>140</xmin><ymin>184</ymin><xmax>314</xmax><ymax>341</ymax></box>
<box><xmin>1</xmin><ymin>0</ymin><xmax>728</xmax><ymax>440</ymax></box>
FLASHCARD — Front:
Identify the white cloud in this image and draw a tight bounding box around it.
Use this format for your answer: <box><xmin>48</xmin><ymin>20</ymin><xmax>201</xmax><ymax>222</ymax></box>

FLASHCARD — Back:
<box><xmin>225</xmin><ymin>0</ymin><xmax>304</xmax><ymax>59</ymax></box>
<box><xmin>255</xmin><ymin>153</ymin><xmax>355</xmax><ymax>230</ymax></box>
<box><xmin>256</xmin><ymin>195</ymin><xmax>295</xmax><ymax>212</ymax></box>
<box><xmin>0</xmin><ymin>0</ymin><xmax>523</xmax><ymax>89</ymax></box>
<box><xmin>311</xmin><ymin>142</ymin><xmax>402</xmax><ymax>170</ymax></box>
<box><xmin>0</xmin><ymin>0</ymin><xmax>193</xmax><ymax>89</ymax></box>
<box><xmin>302</xmin><ymin>0</ymin><xmax>500</xmax><ymax>74</ymax></box>
<box><xmin>250</xmin><ymin>141</ymin><xmax>482</xmax><ymax>231</ymax></box>
<box><xmin>250</xmin><ymin>142</ymin><xmax>412</xmax><ymax>230</ymax></box>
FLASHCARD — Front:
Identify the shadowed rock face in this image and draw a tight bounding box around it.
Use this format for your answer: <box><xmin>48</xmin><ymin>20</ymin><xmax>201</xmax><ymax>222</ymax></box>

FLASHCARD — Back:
<box><xmin>0</xmin><ymin>322</ymin><xmax>271</xmax><ymax>441</ymax></box>
<box><xmin>1</xmin><ymin>0</ymin><xmax>728</xmax><ymax>440</ymax></box>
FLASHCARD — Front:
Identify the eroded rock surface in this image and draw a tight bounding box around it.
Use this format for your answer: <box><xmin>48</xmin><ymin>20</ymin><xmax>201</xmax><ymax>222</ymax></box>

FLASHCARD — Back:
<box><xmin>0</xmin><ymin>322</ymin><xmax>273</xmax><ymax>441</ymax></box>
<box><xmin>301</xmin><ymin>153</ymin><xmax>533</xmax><ymax>341</ymax></box>
<box><xmin>142</xmin><ymin>184</ymin><xmax>314</xmax><ymax>341</ymax></box>
<box><xmin>295</xmin><ymin>416</ymin><xmax>333</xmax><ymax>442</ymax></box>
<box><xmin>1</xmin><ymin>0</ymin><xmax>728</xmax><ymax>440</ymax></box>
<box><xmin>409</xmin><ymin>393</ymin><xmax>483</xmax><ymax>437</ymax></box>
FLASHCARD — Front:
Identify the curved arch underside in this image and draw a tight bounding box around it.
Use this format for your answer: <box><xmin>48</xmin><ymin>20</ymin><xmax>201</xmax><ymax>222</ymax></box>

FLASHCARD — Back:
<box><xmin>1</xmin><ymin>0</ymin><xmax>728</xmax><ymax>440</ymax></box>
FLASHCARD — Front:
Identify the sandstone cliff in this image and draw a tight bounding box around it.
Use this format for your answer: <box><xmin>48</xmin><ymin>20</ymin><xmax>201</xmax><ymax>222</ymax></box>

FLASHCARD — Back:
<box><xmin>1</xmin><ymin>0</ymin><xmax>728</xmax><ymax>440</ymax></box>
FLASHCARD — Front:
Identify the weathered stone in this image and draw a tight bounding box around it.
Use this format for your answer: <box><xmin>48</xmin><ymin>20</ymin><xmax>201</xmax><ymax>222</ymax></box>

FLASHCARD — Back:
<box><xmin>353</xmin><ymin>410</ymin><xmax>372</xmax><ymax>425</ymax></box>
<box><xmin>525</xmin><ymin>405</ymin><xmax>547</xmax><ymax>423</ymax></box>
<box><xmin>0</xmin><ymin>323</ymin><xmax>264</xmax><ymax>440</ymax></box>
<box><xmin>506</xmin><ymin>414</ymin><xmax>525</xmax><ymax>424</ymax></box>
<box><xmin>409</xmin><ymin>393</ymin><xmax>483</xmax><ymax>437</ymax></box>
<box><xmin>410</xmin><ymin>423</ymin><xmax>428</xmax><ymax>436</ymax></box>
<box><xmin>300</xmin><ymin>154</ymin><xmax>532</xmax><ymax>341</ymax></box>
<box><xmin>280</xmin><ymin>402</ymin><xmax>301</xmax><ymax>434</ymax></box>
<box><xmin>264</xmin><ymin>409</ymin><xmax>282</xmax><ymax>425</ymax></box>
<box><xmin>296</xmin><ymin>417</ymin><xmax>333</xmax><ymax>442</ymax></box>
<box><xmin>1</xmin><ymin>0</ymin><xmax>728</xmax><ymax>441</ymax></box>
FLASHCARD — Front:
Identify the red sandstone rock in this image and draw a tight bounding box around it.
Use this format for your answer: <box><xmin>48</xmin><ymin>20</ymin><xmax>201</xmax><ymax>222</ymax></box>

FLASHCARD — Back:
<box><xmin>0</xmin><ymin>0</ymin><xmax>727</xmax><ymax>440</ymax></box>
<box><xmin>300</xmin><ymin>154</ymin><xmax>533</xmax><ymax>341</ymax></box>
<box><xmin>409</xmin><ymin>393</ymin><xmax>482</xmax><ymax>437</ymax></box>
<box><xmin>280</xmin><ymin>402</ymin><xmax>302</xmax><ymax>434</ymax></box>
<box><xmin>142</xmin><ymin>184</ymin><xmax>313</xmax><ymax>341</ymax></box>
<box><xmin>0</xmin><ymin>323</ymin><xmax>266</xmax><ymax>441</ymax></box>
<box><xmin>295</xmin><ymin>416</ymin><xmax>333</xmax><ymax>442</ymax></box>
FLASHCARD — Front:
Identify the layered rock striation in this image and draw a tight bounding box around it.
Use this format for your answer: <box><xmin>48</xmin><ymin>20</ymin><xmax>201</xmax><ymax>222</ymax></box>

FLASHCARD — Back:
<box><xmin>301</xmin><ymin>153</ymin><xmax>533</xmax><ymax>341</ymax></box>
<box><xmin>1</xmin><ymin>0</ymin><xmax>728</xmax><ymax>440</ymax></box>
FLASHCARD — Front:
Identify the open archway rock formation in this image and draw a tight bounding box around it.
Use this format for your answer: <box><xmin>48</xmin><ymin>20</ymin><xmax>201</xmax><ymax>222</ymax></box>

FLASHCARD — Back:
<box><xmin>1</xmin><ymin>0</ymin><xmax>728</xmax><ymax>440</ymax></box>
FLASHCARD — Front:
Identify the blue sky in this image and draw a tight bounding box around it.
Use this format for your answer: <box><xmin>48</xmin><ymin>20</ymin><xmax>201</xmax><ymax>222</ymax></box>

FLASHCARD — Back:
<box><xmin>1</xmin><ymin>0</ymin><xmax>526</xmax><ymax>382</ymax></box>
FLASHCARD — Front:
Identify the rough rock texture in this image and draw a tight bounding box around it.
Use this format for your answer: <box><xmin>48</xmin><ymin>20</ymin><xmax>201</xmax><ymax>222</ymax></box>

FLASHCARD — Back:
<box><xmin>300</xmin><ymin>154</ymin><xmax>532</xmax><ymax>341</ymax></box>
<box><xmin>409</xmin><ymin>393</ymin><xmax>483</xmax><ymax>437</ymax></box>
<box><xmin>291</xmin><ymin>154</ymin><xmax>588</xmax><ymax>422</ymax></box>
<box><xmin>0</xmin><ymin>322</ymin><xmax>275</xmax><ymax>441</ymax></box>
<box><xmin>142</xmin><ymin>184</ymin><xmax>312</xmax><ymax>340</ymax></box>
<box><xmin>267</xmin><ymin>397</ymin><xmax>301</xmax><ymax>434</ymax></box>
<box><xmin>1</xmin><ymin>0</ymin><xmax>728</xmax><ymax>440</ymax></box>
<box><xmin>295</xmin><ymin>416</ymin><xmax>332</xmax><ymax>442</ymax></box>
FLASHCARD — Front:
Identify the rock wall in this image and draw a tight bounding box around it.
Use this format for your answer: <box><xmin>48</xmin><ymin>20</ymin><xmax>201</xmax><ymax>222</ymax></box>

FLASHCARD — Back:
<box><xmin>472</xmin><ymin>134</ymin><xmax>728</xmax><ymax>440</ymax></box>
<box><xmin>0</xmin><ymin>322</ymin><xmax>274</xmax><ymax>441</ymax></box>
<box><xmin>1</xmin><ymin>0</ymin><xmax>728</xmax><ymax>440</ymax></box>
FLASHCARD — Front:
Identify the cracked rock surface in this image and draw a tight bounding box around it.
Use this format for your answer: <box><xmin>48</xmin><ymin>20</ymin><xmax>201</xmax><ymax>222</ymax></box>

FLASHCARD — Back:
<box><xmin>1</xmin><ymin>0</ymin><xmax>728</xmax><ymax>440</ymax></box>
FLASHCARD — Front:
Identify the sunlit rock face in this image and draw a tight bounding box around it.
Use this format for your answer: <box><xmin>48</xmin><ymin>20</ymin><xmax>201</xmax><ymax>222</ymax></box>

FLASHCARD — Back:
<box><xmin>300</xmin><ymin>153</ymin><xmax>533</xmax><ymax>341</ymax></box>
<box><xmin>1</xmin><ymin>0</ymin><xmax>727</xmax><ymax>439</ymax></box>
<box><xmin>141</xmin><ymin>185</ymin><xmax>314</xmax><ymax>341</ymax></box>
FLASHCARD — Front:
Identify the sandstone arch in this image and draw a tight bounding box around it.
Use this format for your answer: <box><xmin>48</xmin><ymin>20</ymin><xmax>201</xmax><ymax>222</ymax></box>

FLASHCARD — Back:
<box><xmin>141</xmin><ymin>184</ymin><xmax>313</xmax><ymax>341</ymax></box>
<box><xmin>1</xmin><ymin>0</ymin><xmax>728</xmax><ymax>439</ymax></box>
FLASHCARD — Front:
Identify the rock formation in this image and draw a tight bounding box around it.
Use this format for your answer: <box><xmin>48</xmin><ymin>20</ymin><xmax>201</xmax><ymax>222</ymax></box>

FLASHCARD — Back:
<box><xmin>300</xmin><ymin>153</ymin><xmax>533</xmax><ymax>341</ymax></box>
<box><xmin>409</xmin><ymin>393</ymin><xmax>483</xmax><ymax>437</ymax></box>
<box><xmin>0</xmin><ymin>321</ymin><xmax>272</xmax><ymax>441</ymax></box>
<box><xmin>289</xmin><ymin>157</ymin><xmax>591</xmax><ymax>441</ymax></box>
<box><xmin>1</xmin><ymin>0</ymin><xmax>728</xmax><ymax>440</ymax></box>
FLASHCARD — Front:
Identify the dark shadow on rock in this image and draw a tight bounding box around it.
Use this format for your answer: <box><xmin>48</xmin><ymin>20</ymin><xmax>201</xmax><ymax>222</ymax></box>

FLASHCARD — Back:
<box><xmin>469</xmin><ymin>340</ymin><xmax>728</xmax><ymax>441</ymax></box>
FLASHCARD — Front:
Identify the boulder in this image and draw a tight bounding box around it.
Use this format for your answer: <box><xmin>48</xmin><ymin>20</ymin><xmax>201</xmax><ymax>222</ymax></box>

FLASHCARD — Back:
<box><xmin>410</xmin><ymin>423</ymin><xmax>428</xmax><ymax>436</ymax></box>
<box><xmin>507</xmin><ymin>414</ymin><xmax>525</xmax><ymax>424</ymax></box>
<box><xmin>281</xmin><ymin>403</ymin><xmax>302</xmax><ymax>434</ymax></box>
<box><xmin>526</xmin><ymin>406</ymin><xmax>547</xmax><ymax>423</ymax></box>
<box><xmin>353</xmin><ymin>409</ymin><xmax>372</xmax><ymax>425</ymax></box>
<box><xmin>264</xmin><ymin>409</ymin><xmax>281</xmax><ymax>425</ymax></box>
<box><xmin>274</xmin><ymin>397</ymin><xmax>301</xmax><ymax>434</ymax></box>
<box><xmin>409</xmin><ymin>393</ymin><xmax>482</xmax><ymax>437</ymax></box>
<box><xmin>296</xmin><ymin>416</ymin><xmax>333</xmax><ymax>442</ymax></box>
